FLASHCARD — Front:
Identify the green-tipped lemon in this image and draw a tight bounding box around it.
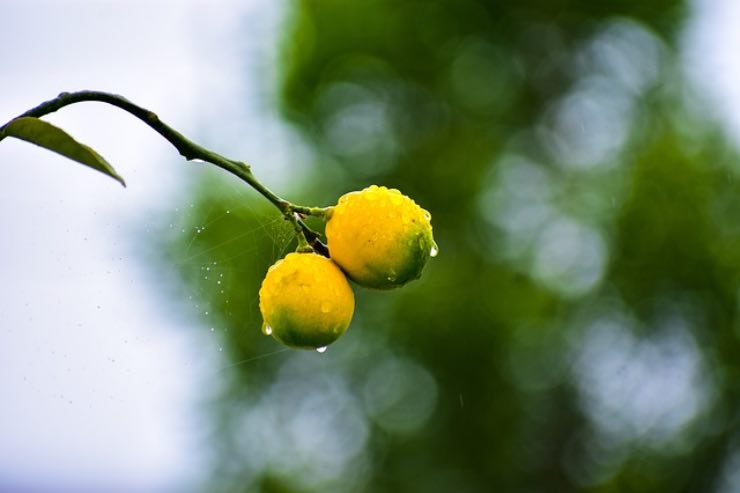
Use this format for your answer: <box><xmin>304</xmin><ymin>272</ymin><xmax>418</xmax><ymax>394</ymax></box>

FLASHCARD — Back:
<box><xmin>258</xmin><ymin>252</ymin><xmax>355</xmax><ymax>349</ymax></box>
<box><xmin>325</xmin><ymin>185</ymin><xmax>437</xmax><ymax>289</ymax></box>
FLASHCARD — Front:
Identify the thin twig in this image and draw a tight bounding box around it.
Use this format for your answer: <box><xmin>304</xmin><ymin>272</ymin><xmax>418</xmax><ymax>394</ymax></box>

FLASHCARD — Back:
<box><xmin>0</xmin><ymin>90</ymin><xmax>294</xmax><ymax>216</ymax></box>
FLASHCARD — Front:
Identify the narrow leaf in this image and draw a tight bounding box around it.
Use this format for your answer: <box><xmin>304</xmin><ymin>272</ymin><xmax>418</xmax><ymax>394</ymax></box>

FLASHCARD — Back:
<box><xmin>3</xmin><ymin>117</ymin><xmax>125</xmax><ymax>186</ymax></box>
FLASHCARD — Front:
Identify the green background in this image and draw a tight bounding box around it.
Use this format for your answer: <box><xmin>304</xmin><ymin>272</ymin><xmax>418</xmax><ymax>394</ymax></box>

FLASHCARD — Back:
<box><xmin>161</xmin><ymin>0</ymin><xmax>740</xmax><ymax>491</ymax></box>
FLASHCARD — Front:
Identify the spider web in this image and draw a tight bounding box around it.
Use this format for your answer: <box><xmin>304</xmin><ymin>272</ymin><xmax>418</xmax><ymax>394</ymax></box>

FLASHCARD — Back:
<box><xmin>156</xmin><ymin>169</ymin><xmax>298</xmax><ymax>365</ymax></box>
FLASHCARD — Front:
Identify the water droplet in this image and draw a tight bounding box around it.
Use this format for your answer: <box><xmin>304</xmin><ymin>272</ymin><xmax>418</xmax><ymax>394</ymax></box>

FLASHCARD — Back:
<box><xmin>262</xmin><ymin>324</ymin><xmax>273</xmax><ymax>336</ymax></box>
<box><xmin>226</xmin><ymin>210</ymin><xmax>231</xmax><ymax>214</ymax></box>
<box><xmin>424</xmin><ymin>211</ymin><xmax>432</xmax><ymax>221</ymax></box>
<box><xmin>430</xmin><ymin>244</ymin><xmax>439</xmax><ymax>257</ymax></box>
<box><xmin>316</xmin><ymin>346</ymin><xmax>327</xmax><ymax>353</ymax></box>
<box><xmin>210</xmin><ymin>327</ymin><xmax>215</xmax><ymax>332</ymax></box>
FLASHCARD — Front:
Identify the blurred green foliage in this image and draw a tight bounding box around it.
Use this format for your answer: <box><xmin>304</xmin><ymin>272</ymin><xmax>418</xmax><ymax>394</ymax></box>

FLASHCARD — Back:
<box><xmin>161</xmin><ymin>0</ymin><xmax>740</xmax><ymax>491</ymax></box>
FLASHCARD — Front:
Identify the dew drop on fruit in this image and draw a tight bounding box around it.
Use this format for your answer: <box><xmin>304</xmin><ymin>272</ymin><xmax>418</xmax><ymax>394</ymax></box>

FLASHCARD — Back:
<box><xmin>316</xmin><ymin>346</ymin><xmax>327</xmax><ymax>353</ymax></box>
<box><xmin>423</xmin><ymin>210</ymin><xmax>432</xmax><ymax>221</ymax></box>
<box><xmin>430</xmin><ymin>243</ymin><xmax>439</xmax><ymax>257</ymax></box>
<box><xmin>262</xmin><ymin>324</ymin><xmax>273</xmax><ymax>336</ymax></box>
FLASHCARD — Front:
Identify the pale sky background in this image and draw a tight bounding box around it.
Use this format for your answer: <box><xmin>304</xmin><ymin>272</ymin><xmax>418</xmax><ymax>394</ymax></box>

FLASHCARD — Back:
<box><xmin>0</xmin><ymin>0</ymin><xmax>302</xmax><ymax>491</ymax></box>
<box><xmin>0</xmin><ymin>0</ymin><xmax>739</xmax><ymax>491</ymax></box>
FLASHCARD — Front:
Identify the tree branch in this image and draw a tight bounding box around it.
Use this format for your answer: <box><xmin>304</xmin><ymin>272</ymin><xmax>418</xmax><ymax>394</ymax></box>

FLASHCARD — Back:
<box><xmin>0</xmin><ymin>90</ymin><xmax>293</xmax><ymax>216</ymax></box>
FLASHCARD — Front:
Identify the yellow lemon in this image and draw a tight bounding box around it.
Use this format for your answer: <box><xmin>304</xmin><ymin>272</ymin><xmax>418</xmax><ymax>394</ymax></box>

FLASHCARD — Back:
<box><xmin>259</xmin><ymin>252</ymin><xmax>355</xmax><ymax>349</ymax></box>
<box><xmin>325</xmin><ymin>185</ymin><xmax>437</xmax><ymax>289</ymax></box>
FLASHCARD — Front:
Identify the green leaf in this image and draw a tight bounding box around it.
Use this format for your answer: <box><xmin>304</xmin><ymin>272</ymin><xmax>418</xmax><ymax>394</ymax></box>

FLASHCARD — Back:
<box><xmin>2</xmin><ymin>117</ymin><xmax>125</xmax><ymax>186</ymax></box>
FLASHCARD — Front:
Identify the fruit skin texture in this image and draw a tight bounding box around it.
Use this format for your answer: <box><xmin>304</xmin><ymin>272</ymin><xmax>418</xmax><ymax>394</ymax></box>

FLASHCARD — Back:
<box><xmin>259</xmin><ymin>252</ymin><xmax>355</xmax><ymax>349</ymax></box>
<box><xmin>325</xmin><ymin>185</ymin><xmax>436</xmax><ymax>290</ymax></box>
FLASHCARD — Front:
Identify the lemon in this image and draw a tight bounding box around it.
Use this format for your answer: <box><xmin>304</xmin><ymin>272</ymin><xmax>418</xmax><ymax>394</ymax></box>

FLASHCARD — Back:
<box><xmin>325</xmin><ymin>185</ymin><xmax>437</xmax><ymax>289</ymax></box>
<box><xmin>258</xmin><ymin>252</ymin><xmax>355</xmax><ymax>349</ymax></box>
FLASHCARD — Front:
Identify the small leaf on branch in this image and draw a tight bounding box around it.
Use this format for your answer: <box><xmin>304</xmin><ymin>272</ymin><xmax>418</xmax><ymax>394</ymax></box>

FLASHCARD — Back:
<box><xmin>2</xmin><ymin>117</ymin><xmax>125</xmax><ymax>186</ymax></box>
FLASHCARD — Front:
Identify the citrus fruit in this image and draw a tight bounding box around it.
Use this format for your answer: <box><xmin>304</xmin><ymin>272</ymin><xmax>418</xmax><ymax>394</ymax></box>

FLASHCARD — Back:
<box><xmin>258</xmin><ymin>252</ymin><xmax>355</xmax><ymax>349</ymax></box>
<box><xmin>325</xmin><ymin>185</ymin><xmax>437</xmax><ymax>289</ymax></box>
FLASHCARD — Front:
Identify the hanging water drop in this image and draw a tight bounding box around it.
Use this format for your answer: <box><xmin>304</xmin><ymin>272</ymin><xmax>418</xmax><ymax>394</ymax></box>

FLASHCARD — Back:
<box><xmin>316</xmin><ymin>346</ymin><xmax>327</xmax><ymax>353</ymax></box>
<box><xmin>430</xmin><ymin>243</ymin><xmax>439</xmax><ymax>257</ymax></box>
<box><xmin>262</xmin><ymin>324</ymin><xmax>273</xmax><ymax>336</ymax></box>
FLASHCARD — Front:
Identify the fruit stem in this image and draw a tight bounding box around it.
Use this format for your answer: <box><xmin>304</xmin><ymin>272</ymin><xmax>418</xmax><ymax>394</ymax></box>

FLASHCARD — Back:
<box><xmin>0</xmin><ymin>90</ymin><xmax>327</xmax><ymax>228</ymax></box>
<box><xmin>289</xmin><ymin>213</ymin><xmax>313</xmax><ymax>252</ymax></box>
